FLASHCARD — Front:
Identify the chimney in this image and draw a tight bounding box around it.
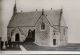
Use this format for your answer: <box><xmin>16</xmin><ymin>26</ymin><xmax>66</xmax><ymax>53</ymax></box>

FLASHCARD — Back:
<box><xmin>42</xmin><ymin>9</ymin><xmax>44</xmax><ymax>15</ymax></box>
<box><xmin>51</xmin><ymin>8</ymin><xmax>52</xmax><ymax>10</ymax></box>
<box><xmin>36</xmin><ymin>9</ymin><xmax>38</xmax><ymax>11</ymax></box>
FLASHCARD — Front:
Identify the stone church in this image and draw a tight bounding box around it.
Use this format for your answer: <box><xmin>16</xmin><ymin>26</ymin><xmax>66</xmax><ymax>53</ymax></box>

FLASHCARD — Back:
<box><xmin>7</xmin><ymin>4</ymin><xmax>68</xmax><ymax>47</ymax></box>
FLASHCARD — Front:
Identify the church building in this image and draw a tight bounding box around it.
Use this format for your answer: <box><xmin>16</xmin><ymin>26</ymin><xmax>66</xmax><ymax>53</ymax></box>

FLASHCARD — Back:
<box><xmin>7</xmin><ymin>3</ymin><xmax>68</xmax><ymax>47</ymax></box>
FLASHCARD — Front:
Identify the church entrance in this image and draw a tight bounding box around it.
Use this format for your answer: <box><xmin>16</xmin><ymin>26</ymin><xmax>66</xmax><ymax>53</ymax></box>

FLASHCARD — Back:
<box><xmin>15</xmin><ymin>33</ymin><xmax>20</xmax><ymax>41</ymax></box>
<box><xmin>53</xmin><ymin>39</ymin><xmax>56</xmax><ymax>45</ymax></box>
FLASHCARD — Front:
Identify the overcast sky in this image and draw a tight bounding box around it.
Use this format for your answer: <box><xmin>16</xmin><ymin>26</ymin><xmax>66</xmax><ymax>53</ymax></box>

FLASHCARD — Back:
<box><xmin>1</xmin><ymin>0</ymin><xmax>80</xmax><ymax>43</ymax></box>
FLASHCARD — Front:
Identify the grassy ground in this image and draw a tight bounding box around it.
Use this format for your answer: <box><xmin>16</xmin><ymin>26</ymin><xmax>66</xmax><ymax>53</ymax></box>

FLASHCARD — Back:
<box><xmin>1</xmin><ymin>42</ymin><xmax>80</xmax><ymax>51</ymax></box>
<box><xmin>22</xmin><ymin>42</ymin><xmax>80</xmax><ymax>51</ymax></box>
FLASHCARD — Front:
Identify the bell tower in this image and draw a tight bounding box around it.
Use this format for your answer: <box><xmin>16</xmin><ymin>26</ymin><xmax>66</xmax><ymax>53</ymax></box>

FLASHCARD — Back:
<box><xmin>13</xmin><ymin>0</ymin><xmax>17</xmax><ymax>16</ymax></box>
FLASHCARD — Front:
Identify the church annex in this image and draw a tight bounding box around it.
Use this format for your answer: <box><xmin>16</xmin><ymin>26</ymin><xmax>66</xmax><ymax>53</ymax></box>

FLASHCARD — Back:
<box><xmin>7</xmin><ymin>4</ymin><xmax>68</xmax><ymax>47</ymax></box>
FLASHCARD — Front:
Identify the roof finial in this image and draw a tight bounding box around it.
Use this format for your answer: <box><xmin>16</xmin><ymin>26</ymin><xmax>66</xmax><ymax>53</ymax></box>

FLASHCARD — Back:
<box><xmin>21</xmin><ymin>10</ymin><xmax>23</xmax><ymax>13</ymax></box>
<box><xmin>42</xmin><ymin>9</ymin><xmax>44</xmax><ymax>15</ymax></box>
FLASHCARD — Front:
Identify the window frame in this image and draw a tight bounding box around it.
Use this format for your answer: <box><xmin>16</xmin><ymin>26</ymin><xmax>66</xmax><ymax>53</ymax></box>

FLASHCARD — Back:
<box><xmin>40</xmin><ymin>22</ymin><xmax>45</xmax><ymax>31</ymax></box>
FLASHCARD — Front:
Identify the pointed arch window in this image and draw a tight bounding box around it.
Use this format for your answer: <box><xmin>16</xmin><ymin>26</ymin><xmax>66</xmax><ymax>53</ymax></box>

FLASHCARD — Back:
<box><xmin>41</xmin><ymin>22</ymin><xmax>45</xmax><ymax>30</ymax></box>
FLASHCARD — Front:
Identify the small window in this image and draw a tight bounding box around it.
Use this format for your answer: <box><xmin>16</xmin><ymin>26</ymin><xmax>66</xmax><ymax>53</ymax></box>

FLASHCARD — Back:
<box><xmin>54</xmin><ymin>32</ymin><xmax>55</xmax><ymax>35</ymax></box>
<box><xmin>41</xmin><ymin>22</ymin><xmax>45</xmax><ymax>30</ymax></box>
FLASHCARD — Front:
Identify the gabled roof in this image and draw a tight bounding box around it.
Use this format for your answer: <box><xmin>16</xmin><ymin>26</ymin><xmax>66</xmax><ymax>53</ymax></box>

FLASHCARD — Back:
<box><xmin>45</xmin><ymin>9</ymin><xmax>61</xmax><ymax>26</ymax></box>
<box><xmin>8</xmin><ymin>11</ymin><xmax>41</xmax><ymax>27</ymax></box>
<box><xmin>8</xmin><ymin>9</ymin><xmax>61</xmax><ymax>28</ymax></box>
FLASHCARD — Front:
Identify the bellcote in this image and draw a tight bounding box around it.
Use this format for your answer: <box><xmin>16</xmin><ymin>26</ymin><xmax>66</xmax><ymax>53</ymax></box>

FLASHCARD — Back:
<box><xmin>13</xmin><ymin>1</ymin><xmax>17</xmax><ymax>15</ymax></box>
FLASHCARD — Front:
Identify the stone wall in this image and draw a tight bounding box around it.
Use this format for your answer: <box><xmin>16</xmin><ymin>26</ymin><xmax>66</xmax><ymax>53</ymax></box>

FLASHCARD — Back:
<box><xmin>50</xmin><ymin>26</ymin><xmax>61</xmax><ymax>47</ymax></box>
<box><xmin>60</xmin><ymin>26</ymin><xmax>68</xmax><ymax>46</ymax></box>
<box><xmin>49</xmin><ymin>26</ymin><xmax>68</xmax><ymax>47</ymax></box>
<box><xmin>35</xmin><ymin>15</ymin><xmax>51</xmax><ymax>46</ymax></box>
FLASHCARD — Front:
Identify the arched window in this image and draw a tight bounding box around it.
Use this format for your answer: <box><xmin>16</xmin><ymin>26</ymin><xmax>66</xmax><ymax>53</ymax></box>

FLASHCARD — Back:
<box><xmin>41</xmin><ymin>22</ymin><xmax>45</xmax><ymax>30</ymax></box>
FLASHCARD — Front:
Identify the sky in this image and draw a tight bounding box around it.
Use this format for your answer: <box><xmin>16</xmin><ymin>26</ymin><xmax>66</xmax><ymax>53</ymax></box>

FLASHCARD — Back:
<box><xmin>0</xmin><ymin>0</ymin><xmax>2</xmax><ymax>37</ymax></box>
<box><xmin>1</xmin><ymin>0</ymin><xmax>80</xmax><ymax>43</ymax></box>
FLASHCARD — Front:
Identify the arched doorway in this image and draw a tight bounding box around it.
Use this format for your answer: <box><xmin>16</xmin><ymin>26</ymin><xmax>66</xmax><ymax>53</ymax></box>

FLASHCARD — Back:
<box><xmin>53</xmin><ymin>39</ymin><xmax>56</xmax><ymax>45</ymax></box>
<box><xmin>15</xmin><ymin>33</ymin><xmax>20</xmax><ymax>41</ymax></box>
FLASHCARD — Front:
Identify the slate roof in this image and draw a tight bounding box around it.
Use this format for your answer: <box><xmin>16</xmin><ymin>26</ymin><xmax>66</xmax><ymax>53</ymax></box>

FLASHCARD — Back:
<box><xmin>8</xmin><ymin>9</ymin><xmax>61</xmax><ymax>27</ymax></box>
